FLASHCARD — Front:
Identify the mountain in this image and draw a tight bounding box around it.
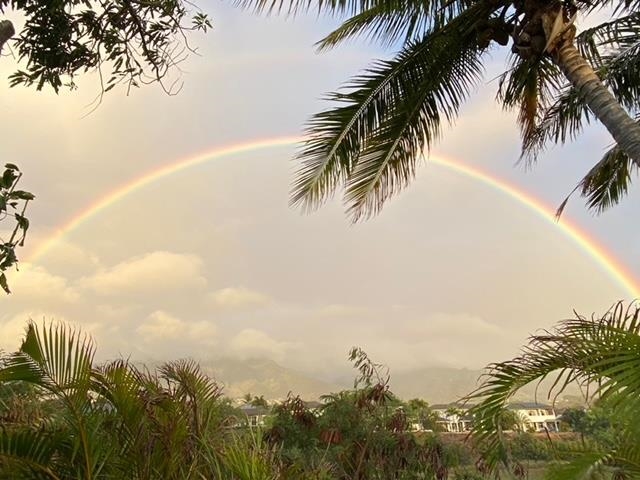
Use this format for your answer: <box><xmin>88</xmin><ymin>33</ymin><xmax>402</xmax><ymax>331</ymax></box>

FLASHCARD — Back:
<box><xmin>196</xmin><ymin>358</ymin><xmax>584</xmax><ymax>406</ymax></box>
<box><xmin>389</xmin><ymin>367</ymin><xmax>585</xmax><ymax>405</ymax></box>
<box><xmin>199</xmin><ymin>357</ymin><xmax>343</xmax><ymax>401</ymax></box>
<box><xmin>389</xmin><ymin>367</ymin><xmax>484</xmax><ymax>403</ymax></box>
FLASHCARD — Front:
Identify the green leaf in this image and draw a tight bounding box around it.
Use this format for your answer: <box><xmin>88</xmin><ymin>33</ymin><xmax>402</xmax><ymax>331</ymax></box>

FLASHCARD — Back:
<box><xmin>9</xmin><ymin>190</ymin><xmax>35</xmax><ymax>201</ymax></box>
<box><xmin>15</xmin><ymin>214</ymin><xmax>30</xmax><ymax>232</ymax></box>
<box><xmin>1</xmin><ymin>169</ymin><xmax>16</xmax><ymax>189</ymax></box>
<box><xmin>0</xmin><ymin>273</ymin><xmax>10</xmax><ymax>294</ymax></box>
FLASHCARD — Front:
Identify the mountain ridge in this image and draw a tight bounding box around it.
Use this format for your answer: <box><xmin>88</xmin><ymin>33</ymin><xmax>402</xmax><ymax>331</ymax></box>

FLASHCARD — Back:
<box><xmin>196</xmin><ymin>357</ymin><xmax>584</xmax><ymax>406</ymax></box>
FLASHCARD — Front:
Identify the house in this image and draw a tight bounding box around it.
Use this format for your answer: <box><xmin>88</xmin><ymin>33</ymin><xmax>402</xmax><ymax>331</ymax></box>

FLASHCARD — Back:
<box><xmin>405</xmin><ymin>400</ymin><xmax>560</xmax><ymax>433</ymax></box>
<box><xmin>238</xmin><ymin>404</ymin><xmax>270</xmax><ymax>428</ymax></box>
<box><xmin>507</xmin><ymin>402</ymin><xmax>560</xmax><ymax>432</ymax></box>
<box><xmin>431</xmin><ymin>403</ymin><xmax>474</xmax><ymax>433</ymax></box>
<box><xmin>304</xmin><ymin>400</ymin><xmax>323</xmax><ymax>415</ymax></box>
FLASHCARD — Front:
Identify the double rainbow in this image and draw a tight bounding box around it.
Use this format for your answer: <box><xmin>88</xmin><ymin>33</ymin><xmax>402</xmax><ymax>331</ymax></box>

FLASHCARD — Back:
<box><xmin>26</xmin><ymin>136</ymin><xmax>640</xmax><ymax>298</ymax></box>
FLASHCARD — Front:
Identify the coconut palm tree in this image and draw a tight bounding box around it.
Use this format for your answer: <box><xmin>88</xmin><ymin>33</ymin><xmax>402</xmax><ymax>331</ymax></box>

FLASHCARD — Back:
<box><xmin>239</xmin><ymin>0</ymin><xmax>640</xmax><ymax>220</ymax></box>
<box><xmin>468</xmin><ymin>301</ymin><xmax>640</xmax><ymax>478</ymax></box>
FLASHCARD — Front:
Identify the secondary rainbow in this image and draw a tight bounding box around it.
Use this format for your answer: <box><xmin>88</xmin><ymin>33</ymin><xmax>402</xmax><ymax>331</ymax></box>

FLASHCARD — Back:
<box><xmin>26</xmin><ymin>136</ymin><xmax>640</xmax><ymax>298</ymax></box>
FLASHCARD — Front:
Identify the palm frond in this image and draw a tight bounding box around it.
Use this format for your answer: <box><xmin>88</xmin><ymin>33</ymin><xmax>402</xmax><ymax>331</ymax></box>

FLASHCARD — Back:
<box><xmin>217</xmin><ymin>430</ymin><xmax>281</xmax><ymax>480</ymax></box>
<box><xmin>497</xmin><ymin>55</ymin><xmax>564</xmax><ymax>164</ymax></box>
<box><xmin>292</xmin><ymin>6</ymin><xmax>487</xmax><ymax>220</ymax></box>
<box><xmin>316</xmin><ymin>0</ymin><xmax>471</xmax><ymax>50</ymax></box>
<box><xmin>520</xmin><ymin>14</ymin><xmax>640</xmax><ymax>164</ymax></box>
<box><xmin>232</xmin><ymin>0</ymin><xmax>377</xmax><ymax>16</ymax></box>
<box><xmin>520</xmin><ymin>85</ymin><xmax>592</xmax><ymax>163</ymax></box>
<box><xmin>577</xmin><ymin>12</ymin><xmax>640</xmax><ymax>57</ymax></box>
<box><xmin>579</xmin><ymin>144</ymin><xmax>638</xmax><ymax>212</ymax></box>
<box><xmin>343</xmin><ymin>43</ymin><xmax>483</xmax><ymax>219</ymax></box>
<box><xmin>159</xmin><ymin>359</ymin><xmax>224</xmax><ymax>437</ymax></box>
<box><xmin>576</xmin><ymin>12</ymin><xmax>640</xmax><ymax>111</ymax></box>
<box><xmin>602</xmin><ymin>47</ymin><xmax>640</xmax><ymax>113</ymax></box>
<box><xmin>557</xmin><ymin>141</ymin><xmax>638</xmax><ymax>216</ymax></box>
<box><xmin>469</xmin><ymin>302</ymin><xmax>640</xmax><ymax>473</ymax></box>
<box><xmin>91</xmin><ymin>360</ymin><xmax>147</xmax><ymax>435</ymax></box>
<box><xmin>0</xmin><ymin>322</ymin><xmax>95</xmax><ymax>400</ymax></box>
<box><xmin>234</xmin><ymin>0</ymin><xmax>469</xmax><ymax>20</ymax></box>
<box><xmin>545</xmin><ymin>451</ymin><xmax>611</xmax><ymax>480</ymax></box>
<box><xmin>316</xmin><ymin>5</ymin><xmax>431</xmax><ymax>51</ymax></box>
<box><xmin>0</xmin><ymin>322</ymin><xmax>111</xmax><ymax>480</ymax></box>
<box><xmin>582</xmin><ymin>0</ymin><xmax>640</xmax><ymax>20</ymax></box>
<box><xmin>0</xmin><ymin>427</ymin><xmax>64</xmax><ymax>479</ymax></box>
<box><xmin>159</xmin><ymin>359</ymin><xmax>222</xmax><ymax>405</ymax></box>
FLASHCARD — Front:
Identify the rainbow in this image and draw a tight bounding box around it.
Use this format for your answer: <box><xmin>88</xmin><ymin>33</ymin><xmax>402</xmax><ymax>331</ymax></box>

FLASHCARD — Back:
<box><xmin>25</xmin><ymin>136</ymin><xmax>640</xmax><ymax>298</ymax></box>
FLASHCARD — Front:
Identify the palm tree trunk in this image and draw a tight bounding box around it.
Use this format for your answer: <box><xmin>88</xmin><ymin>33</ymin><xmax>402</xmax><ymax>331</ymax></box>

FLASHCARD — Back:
<box><xmin>0</xmin><ymin>20</ymin><xmax>14</xmax><ymax>53</ymax></box>
<box><xmin>554</xmin><ymin>40</ymin><xmax>640</xmax><ymax>169</ymax></box>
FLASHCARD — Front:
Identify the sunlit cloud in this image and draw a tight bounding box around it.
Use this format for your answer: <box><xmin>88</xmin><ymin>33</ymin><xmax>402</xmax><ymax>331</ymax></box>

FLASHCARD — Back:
<box><xmin>8</xmin><ymin>265</ymin><xmax>80</xmax><ymax>305</ymax></box>
<box><xmin>228</xmin><ymin>328</ymin><xmax>297</xmax><ymax>363</ymax></box>
<box><xmin>209</xmin><ymin>287</ymin><xmax>272</xmax><ymax>309</ymax></box>
<box><xmin>78</xmin><ymin>251</ymin><xmax>207</xmax><ymax>296</ymax></box>
<box><xmin>137</xmin><ymin>310</ymin><xmax>217</xmax><ymax>342</ymax></box>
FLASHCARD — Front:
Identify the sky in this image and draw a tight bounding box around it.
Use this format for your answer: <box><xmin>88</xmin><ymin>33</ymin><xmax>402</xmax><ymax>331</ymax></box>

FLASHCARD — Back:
<box><xmin>0</xmin><ymin>4</ymin><xmax>638</xmax><ymax>382</ymax></box>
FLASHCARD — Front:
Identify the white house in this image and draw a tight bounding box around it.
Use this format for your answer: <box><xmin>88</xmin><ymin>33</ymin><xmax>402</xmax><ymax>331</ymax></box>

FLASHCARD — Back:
<box><xmin>431</xmin><ymin>403</ymin><xmax>473</xmax><ymax>433</ymax></box>
<box><xmin>238</xmin><ymin>405</ymin><xmax>270</xmax><ymax>428</ymax></box>
<box><xmin>507</xmin><ymin>402</ymin><xmax>560</xmax><ymax>432</ymax></box>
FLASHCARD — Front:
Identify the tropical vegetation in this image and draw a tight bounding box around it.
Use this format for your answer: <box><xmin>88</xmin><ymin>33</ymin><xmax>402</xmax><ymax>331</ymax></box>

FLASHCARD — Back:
<box><xmin>2</xmin><ymin>313</ymin><xmax>634</xmax><ymax>479</ymax></box>
<box><xmin>470</xmin><ymin>300</ymin><xmax>640</xmax><ymax>479</ymax></box>
<box><xmin>0</xmin><ymin>330</ymin><xmax>459</xmax><ymax>479</ymax></box>
<box><xmin>0</xmin><ymin>163</ymin><xmax>33</xmax><ymax>294</ymax></box>
<box><xmin>237</xmin><ymin>0</ymin><xmax>640</xmax><ymax>220</ymax></box>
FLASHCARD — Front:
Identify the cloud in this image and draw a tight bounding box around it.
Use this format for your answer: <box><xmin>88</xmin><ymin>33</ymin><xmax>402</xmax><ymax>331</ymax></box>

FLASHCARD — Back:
<box><xmin>136</xmin><ymin>310</ymin><xmax>217</xmax><ymax>343</ymax></box>
<box><xmin>417</xmin><ymin>313</ymin><xmax>503</xmax><ymax>337</ymax></box>
<box><xmin>0</xmin><ymin>312</ymin><xmax>103</xmax><ymax>352</ymax></box>
<box><xmin>8</xmin><ymin>265</ymin><xmax>80</xmax><ymax>304</ymax></box>
<box><xmin>0</xmin><ymin>312</ymin><xmax>32</xmax><ymax>351</ymax></box>
<box><xmin>209</xmin><ymin>287</ymin><xmax>271</xmax><ymax>309</ymax></box>
<box><xmin>316</xmin><ymin>304</ymin><xmax>370</xmax><ymax>318</ymax></box>
<box><xmin>22</xmin><ymin>236</ymin><xmax>103</xmax><ymax>276</ymax></box>
<box><xmin>228</xmin><ymin>329</ymin><xmax>294</xmax><ymax>362</ymax></box>
<box><xmin>79</xmin><ymin>251</ymin><xmax>207</xmax><ymax>296</ymax></box>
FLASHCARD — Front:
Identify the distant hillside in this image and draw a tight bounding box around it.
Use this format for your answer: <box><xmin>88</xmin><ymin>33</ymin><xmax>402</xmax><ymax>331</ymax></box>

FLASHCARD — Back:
<box><xmin>199</xmin><ymin>357</ymin><xmax>342</xmax><ymax>401</ymax></box>
<box><xmin>389</xmin><ymin>367</ymin><xmax>484</xmax><ymax>403</ymax></box>
<box><xmin>195</xmin><ymin>358</ymin><xmax>585</xmax><ymax>406</ymax></box>
<box><xmin>390</xmin><ymin>367</ymin><xmax>585</xmax><ymax>406</ymax></box>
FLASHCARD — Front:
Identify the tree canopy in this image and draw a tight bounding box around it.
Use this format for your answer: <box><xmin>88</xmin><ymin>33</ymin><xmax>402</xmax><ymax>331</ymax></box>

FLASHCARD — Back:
<box><xmin>0</xmin><ymin>0</ymin><xmax>211</xmax><ymax>94</ymax></box>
